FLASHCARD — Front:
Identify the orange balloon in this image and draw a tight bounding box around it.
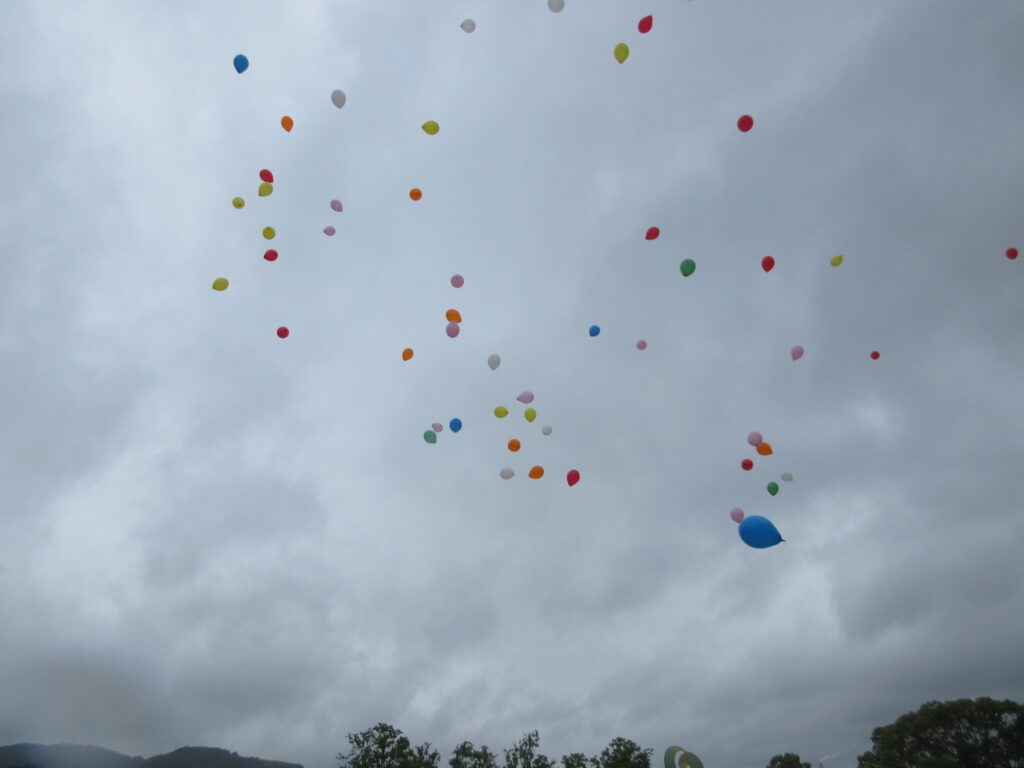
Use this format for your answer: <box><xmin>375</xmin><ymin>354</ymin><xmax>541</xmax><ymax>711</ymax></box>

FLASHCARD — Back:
<box><xmin>445</xmin><ymin>309</ymin><xmax>462</xmax><ymax>323</ymax></box>
<box><xmin>409</xmin><ymin>187</ymin><xmax>422</xmax><ymax>201</ymax></box>
<box><xmin>281</xmin><ymin>116</ymin><xmax>294</xmax><ymax>132</ymax></box>
<box><xmin>756</xmin><ymin>442</ymin><xmax>773</xmax><ymax>456</ymax></box>
<box><xmin>508</xmin><ymin>439</ymin><xmax>521</xmax><ymax>452</ymax></box>
<box><xmin>402</xmin><ymin>348</ymin><xmax>414</xmax><ymax>361</ymax></box>
<box><xmin>528</xmin><ymin>465</ymin><xmax>544</xmax><ymax>479</ymax></box>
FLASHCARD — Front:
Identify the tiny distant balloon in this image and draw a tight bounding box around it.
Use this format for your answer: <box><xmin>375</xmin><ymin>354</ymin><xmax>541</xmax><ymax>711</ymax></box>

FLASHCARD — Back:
<box><xmin>500</xmin><ymin>467</ymin><xmax>514</xmax><ymax>479</ymax></box>
<box><xmin>542</xmin><ymin>425</ymin><xmax>552</xmax><ymax>435</ymax></box>
<box><xmin>747</xmin><ymin>431</ymin><xmax>763</xmax><ymax>447</ymax></box>
<box><xmin>446</xmin><ymin>309</ymin><xmax>462</xmax><ymax>323</ymax></box>
<box><xmin>259</xmin><ymin>169</ymin><xmax>273</xmax><ymax>183</ymax></box>
<box><xmin>263</xmin><ymin>227</ymin><xmax>276</xmax><ymax>240</ymax></box>
<box><xmin>422</xmin><ymin>120</ymin><xmax>440</xmax><ymax>135</ymax></box>
<box><xmin>780</xmin><ymin>472</ymin><xmax>793</xmax><ymax>482</ymax></box>
<box><xmin>680</xmin><ymin>259</ymin><xmax>696</xmax><ymax>277</ymax></box>
<box><xmin>730</xmin><ymin>507</ymin><xmax>744</xmax><ymax>523</ymax></box>
<box><xmin>638</xmin><ymin>15</ymin><xmax>653</xmax><ymax>33</ymax></box>
<box><xmin>212</xmin><ymin>277</ymin><xmax>228</xmax><ymax>291</ymax></box>
<box><xmin>264</xmin><ymin>249</ymin><xmax>278</xmax><ymax>261</ymax></box>
<box><xmin>331</xmin><ymin>89</ymin><xmax>346</xmax><ymax>109</ymax></box>
<box><xmin>830</xmin><ymin>254</ymin><xmax>843</xmax><ymax>267</ymax></box>
<box><xmin>402</xmin><ymin>348</ymin><xmax>414</xmax><ymax>361</ymax></box>
<box><xmin>409</xmin><ymin>187</ymin><xmax>422</xmax><ymax>201</ymax></box>
<box><xmin>871</xmin><ymin>350</ymin><xmax>880</xmax><ymax>359</ymax></box>
<box><xmin>258</xmin><ymin>182</ymin><xmax>273</xmax><ymax>197</ymax></box>
<box><xmin>446</xmin><ymin>321</ymin><xmax>460</xmax><ymax>338</ymax></box>
<box><xmin>737</xmin><ymin>114</ymin><xmax>754</xmax><ymax>132</ymax></box>
<box><xmin>508</xmin><ymin>439</ymin><xmax>521</xmax><ymax>452</ymax></box>
<box><xmin>567</xmin><ymin>469</ymin><xmax>580</xmax><ymax>486</ymax></box>
<box><xmin>324</xmin><ymin>226</ymin><xmax>336</xmax><ymax>236</ymax></box>
<box><xmin>494</xmin><ymin>406</ymin><xmax>508</xmax><ymax>418</ymax></box>
<box><xmin>767</xmin><ymin>481</ymin><xmax>779</xmax><ymax>496</ymax></box>
<box><xmin>233</xmin><ymin>54</ymin><xmax>249</xmax><ymax>73</ymax></box>
<box><xmin>636</xmin><ymin>340</ymin><xmax>647</xmax><ymax>350</ymax></box>
<box><xmin>487</xmin><ymin>353</ymin><xmax>501</xmax><ymax>370</ymax></box>
<box><xmin>645</xmin><ymin>226</ymin><xmax>660</xmax><ymax>240</ymax></box>
<box><xmin>424</xmin><ymin>430</ymin><xmax>437</xmax><ymax>444</ymax></box>
<box><xmin>1007</xmin><ymin>248</ymin><xmax>1019</xmax><ymax>260</ymax></box>
<box><xmin>517</xmin><ymin>391</ymin><xmax>534</xmax><ymax>404</ymax></box>
<box><xmin>232</xmin><ymin>197</ymin><xmax>245</xmax><ymax>209</ymax></box>
<box><xmin>524</xmin><ymin>408</ymin><xmax>537</xmax><ymax>423</ymax></box>
<box><xmin>589</xmin><ymin>325</ymin><xmax>600</xmax><ymax>337</ymax></box>
<box><xmin>281</xmin><ymin>116</ymin><xmax>293</xmax><ymax>132</ymax></box>
<box><xmin>548</xmin><ymin>0</ymin><xmax>564</xmax><ymax>11</ymax></box>
<box><xmin>741</xmin><ymin>458</ymin><xmax>753</xmax><ymax>471</ymax></box>
<box><xmin>761</xmin><ymin>255</ymin><xmax>775</xmax><ymax>272</ymax></box>
<box><xmin>432</xmin><ymin>422</ymin><xmax>443</xmax><ymax>432</ymax></box>
<box><xmin>738</xmin><ymin>515</ymin><xmax>783</xmax><ymax>548</ymax></box>
<box><xmin>791</xmin><ymin>345</ymin><xmax>804</xmax><ymax>360</ymax></box>
<box><xmin>528</xmin><ymin>465</ymin><xmax>544</xmax><ymax>479</ymax></box>
<box><xmin>330</xmin><ymin>199</ymin><xmax>343</xmax><ymax>212</ymax></box>
<box><xmin>277</xmin><ymin>326</ymin><xmax>289</xmax><ymax>338</ymax></box>
<box><xmin>460</xmin><ymin>19</ymin><xmax>476</xmax><ymax>32</ymax></box>
<box><xmin>756</xmin><ymin>442</ymin><xmax>773</xmax><ymax>456</ymax></box>
<box><xmin>450</xmin><ymin>418</ymin><xmax>462</xmax><ymax>433</ymax></box>
<box><xmin>614</xmin><ymin>43</ymin><xmax>630</xmax><ymax>63</ymax></box>
<box><xmin>450</xmin><ymin>274</ymin><xmax>464</xmax><ymax>287</ymax></box>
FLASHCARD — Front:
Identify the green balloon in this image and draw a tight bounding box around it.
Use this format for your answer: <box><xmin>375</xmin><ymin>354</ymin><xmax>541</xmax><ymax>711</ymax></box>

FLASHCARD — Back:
<box><xmin>767</xmin><ymin>481</ymin><xmax>779</xmax><ymax>496</ymax></box>
<box><xmin>424</xmin><ymin>430</ymin><xmax>437</xmax><ymax>444</ymax></box>
<box><xmin>680</xmin><ymin>259</ymin><xmax>696</xmax><ymax>277</ymax></box>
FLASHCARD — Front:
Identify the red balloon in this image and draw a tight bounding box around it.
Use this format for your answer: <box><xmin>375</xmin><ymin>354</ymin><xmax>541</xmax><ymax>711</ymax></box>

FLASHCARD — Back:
<box><xmin>741</xmin><ymin>458</ymin><xmax>753</xmax><ymax>471</ymax></box>
<box><xmin>277</xmin><ymin>326</ymin><xmax>289</xmax><ymax>338</ymax></box>
<box><xmin>259</xmin><ymin>169</ymin><xmax>274</xmax><ymax>183</ymax></box>
<box><xmin>567</xmin><ymin>469</ymin><xmax>580</xmax><ymax>487</ymax></box>
<box><xmin>638</xmin><ymin>15</ymin><xmax>653</xmax><ymax>33</ymax></box>
<box><xmin>761</xmin><ymin>255</ymin><xmax>775</xmax><ymax>272</ymax></box>
<box><xmin>870</xmin><ymin>350</ymin><xmax>880</xmax><ymax>359</ymax></box>
<box><xmin>264</xmin><ymin>249</ymin><xmax>278</xmax><ymax>261</ymax></box>
<box><xmin>645</xmin><ymin>226</ymin><xmax>660</xmax><ymax>240</ymax></box>
<box><xmin>1007</xmin><ymin>248</ymin><xmax>1019</xmax><ymax>260</ymax></box>
<box><xmin>737</xmin><ymin>115</ymin><xmax>754</xmax><ymax>132</ymax></box>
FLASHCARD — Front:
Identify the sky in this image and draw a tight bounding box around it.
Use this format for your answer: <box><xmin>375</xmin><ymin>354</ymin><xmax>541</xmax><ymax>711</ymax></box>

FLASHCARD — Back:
<box><xmin>2</xmin><ymin>1</ymin><xmax>1024</xmax><ymax>767</ymax></box>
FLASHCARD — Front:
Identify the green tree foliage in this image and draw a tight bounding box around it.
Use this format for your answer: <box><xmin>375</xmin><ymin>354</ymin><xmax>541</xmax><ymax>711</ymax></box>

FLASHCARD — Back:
<box><xmin>449</xmin><ymin>742</ymin><xmax>498</xmax><ymax>768</ymax></box>
<box><xmin>560</xmin><ymin>753</ymin><xmax>597</xmax><ymax>768</ymax></box>
<box><xmin>503</xmin><ymin>731</ymin><xmax>553</xmax><ymax>768</ymax></box>
<box><xmin>595</xmin><ymin>739</ymin><xmax>651</xmax><ymax>768</ymax></box>
<box><xmin>337</xmin><ymin>723</ymin><xmax>439</xmax><ymax>768</ymax></box>
<box><xmin>856</xmin><ymin>697</ymin><xmax>1024</xmax><ymax>768</ymax></box>
<box><xmin>766</xmin><ymin>754</ymin><xmax>811</xmax><ymax>768</ymax></box>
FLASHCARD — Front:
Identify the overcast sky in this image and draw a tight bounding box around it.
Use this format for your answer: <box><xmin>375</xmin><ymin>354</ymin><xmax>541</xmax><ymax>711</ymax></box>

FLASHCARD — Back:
<box><xmin>2</xmin><ymin>2</ymin><xmax>1024</xmax><ymax>768</ymax></box>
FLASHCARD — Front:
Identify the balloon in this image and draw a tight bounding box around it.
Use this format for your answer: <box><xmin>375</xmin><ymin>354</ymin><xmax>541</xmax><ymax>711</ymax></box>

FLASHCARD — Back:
<box><xmin>665</xmin><ymin>747</ymin><xmax>705</xmax><ymax>768</ymax></box>
<box><xmin>737</xmin><ymin>114</ymin><xmax>754</xmax><ymax>132</ymax></box>
<box><xmin>259</xmin><ymin>169</ymin><xmax>273</xmax><ymax>183</ymax></box>
<box><xmin>500</xmin><ymin>467</ymin><xmax>514</xmax><ymax>479</ymax></box>
<box><xmin>409</xmin><ymin>188</ymin><xmax>422</xmax><ymax>201</ymax></box>
<box><xmin>614</xmin><ymin>43</ymin><xmax>630</xmax><ymax>63</ymax></box>
<box><xmin>761</xmin><ymin>255</ymin><xmax>775</xmax><ymax>272</ymax></box>
<box><xmin>791</xmin><ymin>345</ymin><xmax>804</xmax><ymax>360</ymax></box>
<box><xmin>524</xmin><ymin>408</ymin><xmax>536</xmax><ymax>423</ymax></box>
<box><xmin>331</xmin><ymin>89</ymin><xmax>346</xmax><ymax>109</ymax></box>
<box><xmin>451</xmin><ymin>274</ymin><xmax>464</xmax><ymax>287</ymax></box>
<box><xmin>324</xmin><ymin>226</ymin><xmax>336</xmax><ymax>236</ymax></box>
<box><xmin>756</xmin><ymin>442</ymin><xmax>773</xmax><ymax>456</ymax></box>
<box><xmin>871</xmin><ymin>350</ymin><xmax>880</xmax><ymax>359</ymax></box>
<box><xmin>264</xmin><ymin>249</ymin><xmax>278</xmax><ymax>261</ymax></box>
<box><xmin>277</xmin><ymin>326</ymin><xmax>289</xmax><ymax>338</ymax></box>
<box><xmin>780</xmin><ymin>472</ymin><xmax>793</xmax><ymax>481</ymax></box>
<box><xmin>747</xmin><ymin>431</ymin><xmax>763</xmax><ymax>447</ymax></box>
<box><xmin>730</xmin><ymin>507</ymin><xmax>744</xmax><ymax>523</ymax></box>
<box><xmin>281</xmin><ymin>116</ymin><xmax>293</xmax><ymax>132</ymax></box>
<box><xmin>402</xmin><ymin>348</ymin><xmax>414</xmax><ymax>361</ymax></box>
<box><xmin>424</xmin><ymin>430</ymin><xmax>437</xmax><ymax>444</ymax></box>
<box><xmin>567</xmin><ymin>469</ymin><xmax>580</xmax><ymax>486</ymax></box>
<box><xmin>330</xmin><ymin>199</ymin><xmax>343</xmax><ymax>212</ymax></box>
<box><xmin>508</xmin><ymin>439</ymin><xmax>521</xmax><ymax>452</ymax></box>
<box><xmin>263</xmin><ymin>227</ymin><xmax>276</xmax><ymax>240</ymax></box>
<box><xmin>767</xmin><ymin>482</ymin><xmax>779</xmax><ymax>496</ymax></box>
<box><xmin>680</xmin><ymin>259</ymin><xmax>696</xmax><ymax>277</ymax></box>
<box><xmin>432</xmin><ymin>422</ymin><xmax>443</xmax><ymax>432</ymax></box>
<box><xmin>548</xmin><ymin>0</ymin><xmax>564</xmax><ymax>11</ymax></box>
<box><xmin>233</xmin><ymin>54</ymin><xmax>249</xmax><ymax>73</ymax></box>
<box><xmin>494</xmin><ymin>406</ymin><xmax>508</xmax><ymax>418</ymax></box>
<box><xmin>542</xmin><ymin>426</ymin><xmax>552</xmax><ymax>435</ymax></box>
<box><xmin>528</xmin><ymin>465</ymin><xmax>544</xmax><ymax>479</ymax></box>
<box><xmin>232</xmin><ymin>197</ymin><xmax>245</xmax><ymax>209</ymax></box>
<box><xmin>830</xmin><ymin>254</ymin><xmax>843</xmax><ymax>267</ymax></box>
<box><xmin>638</xmin><ymin>15</ymin><xmax>653</xmax><ymax>33</ymax></box>
<box><xmin>741</xmin><ymin>458</ymin><xmax>753</xmax><ymax>470</ymax></box>
<box><xmin>446</xmin><ymin>309</ymin><xmax>462</xmax><ymax>323</ymax></box>
<box><xmin>1007</xmin><ymin>248</ymin><xmax>1019</xmax><ymax>260</ymax></box>
<box><xmin>460</xmin><ymin>19</ymin><xmax>476</xmax><ymax>32</ymax></box>
<box><xmin>636</xmin><ymin>340</ymin><xmax>647</xmax><ymax>350</ymax></box>
<box><xmin>446</xmin><ymin>321</ymin><xmax>460</xmax><ymax>338</ymax></box>
<box><xmin>645</xmin><ymin>226</ymin><xmax>660</xmax><ymax>240</ymax></box>
<box><xmin>589</xmin><ymin>325</ymin><xmax>600</xmax><ymax>337</ymax></box>
<box><xmin>517</xmin><ymin>391</ymin><xmax>535</xmax><ymax>404</ymax></box>
<box><xmin>258</xmin><ymin>182</ymin><xmax>273</xmax><ymax>197</ymax></box>
<box><xmin>212</xmin><ymin>277</ymin><xmax>229</xmax><ymax>291</ymax></box>
<box><xmin>488</xmin><ymin>353</ymin><xmax>501</xmax><ymax>370</ymax></box>
<box><xmin>422</xmin><ymin>120</ymin><xmax>440</xmax><ymax>135</ymax></box>
<box><xmin>738</xmin><ymin>515</ymin><xmax>783</xmax><ymax>548</ymax></box>
<box><xmin>449</xmin><ymin>418</ymin><xmax>462</xmax><ymax>433</ymax></box>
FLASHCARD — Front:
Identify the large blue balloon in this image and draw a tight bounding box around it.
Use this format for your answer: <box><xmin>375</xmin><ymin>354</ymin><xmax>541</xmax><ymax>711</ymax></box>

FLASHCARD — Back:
<box><xmin>589</xmin><ymin>325</ymin><xmax>601</xmax><ymax>337</ymax></box>
<box><xmin>233</xmin><ymin>54</ymin><xmax>249</xmax><ymax>73</ymax></box>
<box><xmin>738</xmin><ymin>515</ymin><xmax>784</xmax><ymax>548</ymax></box>
<box><xmin>449</xmin><ymin>418</ymin><xmax>462</xmax><ymax>433</ymax></box>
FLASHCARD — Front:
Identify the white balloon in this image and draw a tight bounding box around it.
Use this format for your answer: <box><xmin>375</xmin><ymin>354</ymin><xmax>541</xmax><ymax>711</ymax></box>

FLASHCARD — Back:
<box><xmin>500</xmin><ymin>467</ymin><xmax>514</xmax><ymax>479</ymax></box>
<box><xmin>548</xmin><ymin>0</ymin><xmax>565</xmax><ymax>11</ymax></box>
<box><xmin>460</xmin><ymin>19</ymin><xmax>476</xmax><ymax>32</ymax></box>
<box><xmin>541</xmin><ymin>425</ymin><xmax>552</xmax><ymax>436</ymax></box>
<box><xmin>331</xmin><ymin>89</ymin><xmax>346</xmax><ymax>109</ymax></box>
<box><xmin>780</xmin><ymin>472</ymin><xmax>794</xmax><ymax>482</ymax></box>
<box><xmin>487</xmin><ymin>353</ymin><xmax>501</xmax><ymax>370</ymax></box>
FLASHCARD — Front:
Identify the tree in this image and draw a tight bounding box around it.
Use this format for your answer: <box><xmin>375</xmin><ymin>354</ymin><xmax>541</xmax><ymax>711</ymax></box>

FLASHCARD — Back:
<box><xmin>450</xmin><ymin>742</ymin><xmax>499</xmax><ymax>768</ymax></box>
<box><xmin>338</xmin><ymin>723</ymin><xmax>439</xmax><ymax>768</ymax></box>
<box><xmin>595</xmin><ymin>738</ymin><xmax>652</xmax><ymax>768</ymax></box>
<box><xmin>561</xmin><ymin>752</ymin><xmax>598</xmax><ymax>768</ymax></box>
<box><xmin>856</xmin><ymin>697</ymin><xmax>1024</xmax><ymax>768</ymax></box>
<box><xmin>766</xmin><ymin>755</ymin><xmax>811</xmax><ymax>768</ymax></box>
<box><xmin>503</xmin><ymin>731</ymin><xmax>554</xmax><ymax>768</ymax></box>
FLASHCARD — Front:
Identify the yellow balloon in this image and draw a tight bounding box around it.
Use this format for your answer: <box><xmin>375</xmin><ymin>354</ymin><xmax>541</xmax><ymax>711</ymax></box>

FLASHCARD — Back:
<box><xmin>232</xmin><ymin>197</ymin><xmax>245</xmax><ymax>209</ymax></box>
<box><xmin>258</xmin><ymin>182</ymin><xmax>273</xmax><ymax>197</ymax></box>
<box><xmin>263</xmin><ymin>227</ymin><xmax>276</xmax><ymax>240</ymax></box>
<box><xmin>830</xmin><ymin>254</ymin><xmax>843</xmax><ymax>267</ymax></box>
<box><xmin>494</xmin><ymin>406</ymin><xmax>508</xmax><ymax>418</ymax></box>
<box><xmin>614</xmin><ymin>43</ymin><xmax>629</xmax><ymax>63</ymax></box>
<box><xmin>524</xmin><ymin>407</ymin><xmax>536</xmax><ymax>422</ymax></box>
<box><xmin>422</xmin><ymin>120</ymin><xmax>440</xmax><ymax>135</ymax></box>
<box><xmin>212</xmin><ymin>277</ymin><xmax>229</xmax><ymax>291</ymax></box>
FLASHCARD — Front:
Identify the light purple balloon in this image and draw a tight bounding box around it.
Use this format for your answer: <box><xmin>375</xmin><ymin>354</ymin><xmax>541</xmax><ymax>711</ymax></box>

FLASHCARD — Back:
<box><xmin>446</xmin><ymin>321</ymin><xmax>460</xmax><ymax>338</ymax></box>
<box><xmin>330</xmin><ymin>200</ymin><xmax>343</xmax><ymax>212</ymax></box>
<box><xmin>516</xmin><ymin>391</ymin><xmax>535</xmax><ymax>404</ymax></box>
<box><xmin>791</xmin><ymin>345</ymin><xmax>804</xmax><ymax>360</ymax></box>
<box><xmin>451</xmin><ymin>274</ymin><xmax>464</xmax><ymax>288</ymax></box>
<box><xmin>324</xmin><ymin>226</ymin><xmax>336</xmax><ymax>236</ymax></box>
<box><xmin>747</xmin><ymin>431</ymin><xmax>763</xmax><ymax>447</ymax></box>
<box><xmin>730</xmin><ymin>507</ymin><xmax>745</xmax><ymax>523</ymax></box>
<box><xmin>432</xmin><ymin>422</ymin><xmax>443</xmax><ymax>432</ymax></box>
<box><xmin>636</xmin><ymin>340</ymin><xmax>647</xmax><ymax>350</ymax></box>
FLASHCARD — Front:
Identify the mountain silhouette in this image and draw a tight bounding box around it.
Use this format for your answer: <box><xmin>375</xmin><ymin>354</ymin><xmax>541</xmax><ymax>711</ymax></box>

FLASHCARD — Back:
<box><xmin>0</xmin><ymin>743</ymin><xmax>303</xmax><ymax>768</ymax></box>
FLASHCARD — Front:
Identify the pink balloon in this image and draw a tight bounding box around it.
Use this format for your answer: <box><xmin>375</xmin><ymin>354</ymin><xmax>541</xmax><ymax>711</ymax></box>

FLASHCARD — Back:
<box><xmin>446</xmin><ymin>321</ymin><xmax>460</xmax><ymax>338</ymax></box>
<box><xmin>636</xmin><ymin>340</ymin><xmax>647</xmax><ymax>350</ymax></box>
<box><xmin>516</xmin><ymin>391</ymin><xmax>535</xmax><ymax>404</ymax></box>
<box><xmin>432</xmin><ymin>422</ymin><xmax>443</xmax><ymax>432</ymax></box>
<box><xmin>324</xmin><ymin>226</ymin><xmax>336</xmax><ymax>236</ymax></box>
<box><xmin>730</xmin><ymin>507</ymin><xmax>745</xmax><ymax>523</ymax></box>
<box><xmin>330</xmin><ymin>199</ymin><xmax>343</xmax><ymax>212</ymax></box>
<box><xmin>791</xmin><ymin>345</ymin><xmax>804</xmax><ymax>360</ymax></box>
<box><xmin>450</xmin><ymin>274</ymin><xmax>464</xmax><ymax>288</ymax></box>
<box><xmin>747</xmin><ymin>431</ymin><xmax>763</xmax><ymax>447</ymax></box>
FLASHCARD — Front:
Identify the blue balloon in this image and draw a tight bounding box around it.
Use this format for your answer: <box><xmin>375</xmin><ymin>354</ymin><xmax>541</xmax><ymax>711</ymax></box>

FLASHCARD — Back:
<box><xmin>589</xmin><ymin>325</ymin><xmax>601</xmax><ymax>337</ymax></box>
<box><xmin>449</xmin><ymin>418</ymin><xmax>462</xmax><ymax>433</ymax></box>
<box><xmin>738</xmin><ymin>515</ymin><xmax>784</xmax><ymax>548</ymax></box>
<box><xmin>233</xmin><ymin>54</ymin><xmax>249</xmax><ymax>73</ymax></box>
